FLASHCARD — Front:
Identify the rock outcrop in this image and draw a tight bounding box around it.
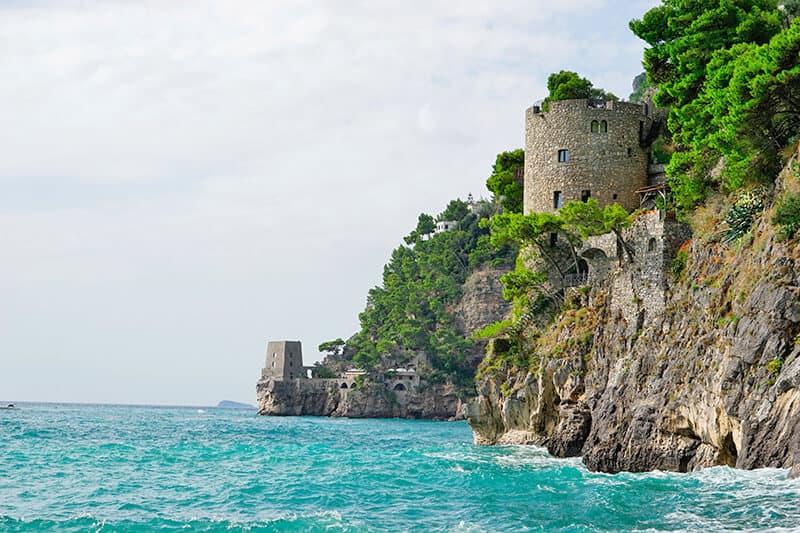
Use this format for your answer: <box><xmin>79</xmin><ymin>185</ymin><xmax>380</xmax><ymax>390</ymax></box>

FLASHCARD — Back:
<box><xmin>468</xmin><ymin>162</ymin><xmax>800</xmax><ymax>475</ymax></box>
<box><xmin>257</xmin><ymin>379</ymin><xmax>464</xmax><ymax>420</ymax></box>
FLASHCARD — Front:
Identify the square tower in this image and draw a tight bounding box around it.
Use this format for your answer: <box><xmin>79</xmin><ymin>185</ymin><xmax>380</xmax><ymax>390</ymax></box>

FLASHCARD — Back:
<box><xmin>261</xmin><ymin>340</ymin><xmax>304</xmax><ymax>381</ymax></box>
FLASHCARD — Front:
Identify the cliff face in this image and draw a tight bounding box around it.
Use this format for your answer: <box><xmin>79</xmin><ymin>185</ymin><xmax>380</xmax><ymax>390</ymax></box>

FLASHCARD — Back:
<box><xmin>256</xmin><ymin>379</ymin><xmax>464</xmax><ymax>420</ymax></box>
<box><xmin>468</xmin><ymin>164</ymin><xmax>800</xmax><ymax>474</ymax></box>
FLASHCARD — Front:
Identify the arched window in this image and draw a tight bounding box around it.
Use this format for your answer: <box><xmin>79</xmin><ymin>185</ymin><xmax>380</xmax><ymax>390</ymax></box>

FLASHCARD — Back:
<box><xmin>591</xmin><ymin>120</ymin><xmax>599</xmax><ymax>133</ymax></box>
<box><xmin>340</xmin><ymin>382</ymin><xmax>349</xmax><ymax>389</ymax></box>
<box><xmin>394</xmin><ymin>383</ymin><xmax>407</xmax><ymax>391</ymax></box>
<box><xmin>648</xmin><ymin>238</ymin><xmax>657</xmax><ymax>252</ymax></box>
<box><xmin>600</xmin><ymin>120</ymin><xmax>608</xmax><ymax>133</ymax></box>
<box><xmin>350</xmin><ymin>382</ymin><xmax>358</xmax><ymax>389</ymax></box>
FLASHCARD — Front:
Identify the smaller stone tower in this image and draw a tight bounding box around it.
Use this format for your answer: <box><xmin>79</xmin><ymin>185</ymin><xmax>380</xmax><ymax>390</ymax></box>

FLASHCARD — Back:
<box><xmin>261</xmin><ymin>340</ymin><xmax>305</xmax><ymax>381</ymax></box>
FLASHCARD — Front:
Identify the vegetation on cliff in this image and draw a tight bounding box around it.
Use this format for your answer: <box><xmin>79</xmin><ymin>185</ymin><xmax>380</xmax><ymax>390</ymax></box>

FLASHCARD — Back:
<box><xmin>631</xmin><ymin>0</ymin><xmax>799</xmax><ymax>209</ymax></box>
<box><xmin>321</xmin><ymin>195</ymin><xmax>516</xmax><ymax>385</ymax></box>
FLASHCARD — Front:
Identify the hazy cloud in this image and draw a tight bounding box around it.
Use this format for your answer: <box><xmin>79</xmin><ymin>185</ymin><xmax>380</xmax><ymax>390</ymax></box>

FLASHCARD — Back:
<box><xmin>0</xmin><ymin>0</ymin><xmax>658</xmax><ymax>405</ymax></box>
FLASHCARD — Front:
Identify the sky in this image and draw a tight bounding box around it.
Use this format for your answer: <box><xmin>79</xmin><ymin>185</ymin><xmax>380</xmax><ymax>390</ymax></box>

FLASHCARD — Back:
<box><xmin>0</xmin><ymin>0</ymin><xmax>659</xmax><ymax>406</ymax></box>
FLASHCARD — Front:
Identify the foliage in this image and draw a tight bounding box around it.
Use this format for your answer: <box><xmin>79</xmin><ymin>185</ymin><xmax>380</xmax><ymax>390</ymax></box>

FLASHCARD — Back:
<box><xmin>471</xmin><ymin>319</ymin><xmax>514</xmax><ymax>340</ymax></box>
<box><xmin>767</xmin><ymin>358</ymin><xmax>783</xmax><ymax>376</ymax></box>
<box><xmin>630</xmin><ymin>1</ymin><xmax>791</xmax><ymax>208</ymax></box>
<box><xmin>629</xmin><ymin>72</ymin><xmax>652</xmax><ymax>103</ymax></box>
<box><xmin>438</xmin><ymin>199</ymin><xmax>470</xmax><ymax>222</ymax></box>
<box><xmin>560</xmin><ymin>199</ymin><xmax>635</xmax><ymax>261</ymax></box>
<box><xmin>485</xmin><ymin>200</ymin><xmax>634</xmax><ymax>313</ymax></box>
<box><xmin>485</xmin><ymin>149</ymin><xmax>524</xmax><ymax>214</ymax></box>
<box><xmin>312</xmin><ymin>363</ymin><xmax>337</xmax><ymax>379</ymax></box>
<box><xmin>541</xmin><ymin>71</ymin><xmax>618</xmax><ymax>111</ymax></box>
<box><xmin>404</xmin><ymin>213</ymin><xmax>437</xmax><ymax>244</ymax></box>
<box><xmin>722</xmin><ymin>189</ymin><xmax>766</xmax><ymax>243</ymax></box>
<box><xmin>318</xmin><ymin>338</ymin><xmax>345</xmax><ymax>357</ymax></box>
<box><xmin>345</xmin><ymin>198</ymin><xmax>515</xmax><ymax>382</ymax></box>
<box><xmin>670</xmin><ymin>248</ymin><xmax>689</xmax><ymax>279</ymax></box>
<box><xmin>773</xmin><ymin>192</ymin><xmax>800</xmax><ymax>239</ymax></box>
<box><xmin>783</xmin><ymin>0</ymin><xmax>800</xmax><ymax>18</ymax></box>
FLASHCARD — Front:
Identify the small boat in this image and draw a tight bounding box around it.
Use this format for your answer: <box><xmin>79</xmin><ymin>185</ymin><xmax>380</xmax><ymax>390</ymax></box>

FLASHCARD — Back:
<box><xmin>0</xmin><ymin>403</ymin><xmax>15</xmax><ymax>410</ymax></box>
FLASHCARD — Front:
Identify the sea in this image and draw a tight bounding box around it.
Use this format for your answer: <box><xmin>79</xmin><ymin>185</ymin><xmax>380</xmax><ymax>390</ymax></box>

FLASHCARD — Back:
<box><xmin>1</xmin><ymin>404</ymin><xmax>798</xmax><ymax>532</ymax></box>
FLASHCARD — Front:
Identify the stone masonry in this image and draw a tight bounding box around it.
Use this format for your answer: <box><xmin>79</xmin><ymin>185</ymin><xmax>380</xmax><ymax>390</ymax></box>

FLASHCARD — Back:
<box><xmin>524</xmin><ymin>99</ymin><xmax>655</xmax><ymax>214</ymax></box>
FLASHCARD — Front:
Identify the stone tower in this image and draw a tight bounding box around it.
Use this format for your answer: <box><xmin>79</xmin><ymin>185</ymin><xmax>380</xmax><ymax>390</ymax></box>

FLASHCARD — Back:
<box><xmin>261</xmin><ymin>340</ymin><xmax>304</xmax><ymax>381</ymax></box>
<box><xmin>523</xmin><ymin>99</ymin><xmax>654</xmax><ymax>214</ymax></box>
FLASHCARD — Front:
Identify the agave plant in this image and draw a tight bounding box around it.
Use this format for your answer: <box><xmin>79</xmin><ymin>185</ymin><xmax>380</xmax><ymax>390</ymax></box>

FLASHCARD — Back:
<box><xmin>722</xmin><ymin>189</ymin><xmax>765</xmax><ymax>243</ymax></box>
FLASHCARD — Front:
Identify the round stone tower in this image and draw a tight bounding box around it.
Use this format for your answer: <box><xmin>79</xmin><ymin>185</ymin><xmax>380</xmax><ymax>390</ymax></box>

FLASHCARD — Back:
<box><xmin>523</xmin><ymin>99</ymin><xmax>653</xmax><ymax>214</ymax></box>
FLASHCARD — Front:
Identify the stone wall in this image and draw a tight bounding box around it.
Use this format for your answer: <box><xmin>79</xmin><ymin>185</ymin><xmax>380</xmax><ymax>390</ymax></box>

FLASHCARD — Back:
<box><xmin>600</xmin><ymin>211</ymin><xmax>691</xmax><ymax>335</ymax></box>
<box><xmin>524</xmin><ymin>99</ymin><xmax>653</xmax><ymax>214</ymax></box>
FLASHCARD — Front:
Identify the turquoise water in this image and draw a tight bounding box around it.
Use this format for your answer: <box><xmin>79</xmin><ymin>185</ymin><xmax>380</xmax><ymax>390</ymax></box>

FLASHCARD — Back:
<box><xmin>1</xmin><ymin>404</ymin><xmax>798</xmax><ymax>532</ymax></box>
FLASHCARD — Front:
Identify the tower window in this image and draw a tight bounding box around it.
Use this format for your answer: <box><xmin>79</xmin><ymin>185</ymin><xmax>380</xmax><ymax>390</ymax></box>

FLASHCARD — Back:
<box><xmin>648</xmin><ymin>238</ymin><xmax>657</xmax><ymax>252</ymax></box>
<box><xmin>600</xmin><ymin>120</ymin><xmax>608</xmax><ymax>133</ymax></box>
<box><xmin>581</xmin><ymin>190</ymin><xmax>591</xmax><ymax>202</ymax></box>
<box><xmin>558</xmin><ymin>149</ymin><xmax>569</xmax><ymax>162</ymax></box>
<box><xmin>627</xmin><ymin>148</ymin><xmax>633</xmax><ymax>157</ymax></box>
<box><xmin>591</xmin><ymin>120</ymin><xmax>599</xmax><ymax>133</ymax></box>
<box><xmin>553</xmin><ymin>191</ymin><xmax>563</xmax><ymax>209</ymax></box>
<box><xmin>612</xmin><ymin>193</ymin><xmax>618</xmax><ymax>200</ymax></box>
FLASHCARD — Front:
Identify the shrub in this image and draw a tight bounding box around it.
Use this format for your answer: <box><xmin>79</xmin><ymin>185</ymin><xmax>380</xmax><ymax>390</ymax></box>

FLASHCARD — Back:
<box><xmin>722</xmin><ymin>189</ymin><xmax>765</xmax><ymax>243</ymax></box>
<box><xmin>767</xmin><ymin>358</ymin><xmax>783</xmax><ymax>376</ymax></box>
<box><xmin>772</xmin><ymin>193</ymin><xmax>800</xmax><ymax>240</ymax></box>
<box><xmin>670</xmin><ymin>249</ymin><xmax>688</xmax><ymax>279</ymax></box>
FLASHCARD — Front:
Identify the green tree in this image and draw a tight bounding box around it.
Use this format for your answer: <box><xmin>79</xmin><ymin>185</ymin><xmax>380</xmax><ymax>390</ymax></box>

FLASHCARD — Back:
<box><xmin>341</xmin><ymin>197</ymin><xmax>515</xmax><ymax>382</ymax></box>
<box><xmin>542</xmin><ymin>71</ymin><xmax>618</xmax><ymax>111</ymax></box>
<box><xmin>486</xmin><ymin>149</ymin><xmax>524</xmax><ymax>213</ymax></box>
<box><xmin>404</xmin><ymin>213</ymin><xmax>436</xmax><ymax>244</ymax></box>
<box><xmin>318</xmin><ymin>338</ymin><xmax>345</xmax><ymax>357</ymax></box>
<box><xmin>630</xmin><ymin>0</ymin><xmax>783</xmax><ymax>207</ymax></box>
<box><xmin>438</xmin><ymin>199</ymin><xmax>470</xmax><ymax>222</ymax></box>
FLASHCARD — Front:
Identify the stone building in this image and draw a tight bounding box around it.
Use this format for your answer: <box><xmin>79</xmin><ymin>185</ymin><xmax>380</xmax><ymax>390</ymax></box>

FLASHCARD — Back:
<box><xmin>261</xmin><ymin>340</ymin><xmax>306</xmax><ymax>381</ymax></box>
<box><xmin>523</xmin><ymin>99</ymin><xmax>658</xmax><ymax>214</ymax></box>
<box><xmin>521</xmin><ymin>97</ymin><xmax>691</xmax><ymax>323</ymax></box>
<box><xmin>258</xmin><ymin>341</ymin><xmax>421</xmax><ymax>394</ymax></box>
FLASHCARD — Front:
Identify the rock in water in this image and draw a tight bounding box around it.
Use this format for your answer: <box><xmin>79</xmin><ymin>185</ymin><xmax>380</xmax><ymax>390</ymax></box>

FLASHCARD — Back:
<box><xmin>790</xmin><ymin>452</ymin><xmax>800</xmax><ymax>480</ymax></box>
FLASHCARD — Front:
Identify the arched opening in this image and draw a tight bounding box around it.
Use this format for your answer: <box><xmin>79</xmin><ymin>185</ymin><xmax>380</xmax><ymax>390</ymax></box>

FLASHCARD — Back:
<box><xmin>600</xmin><ymin>120</ymin><xmax>608</xmax><ymax>133</ymax></box>
<box><xmin>591</xmin><ymin>120</ymin><xmax>599</xmax><ymax>133</ymax></box>
<box><xmin>648</xmin><ymin>238</ymin><xmax>657</xmax><ymax>252</ymax></box>
<box><xmin>577</xmin><ymin>259</ymin><xmax>588</xmax><ymax>275</ymax></box>
<box><xmin>340</xmin><ymin>382</ymin><xmax>349</xmax><ymax>389</ymax></box>
<box><xmin>394</xmin><ymin>383</ymin><xmax>407</xmax><ymax>391</ymax></box>
<box><xmin>582</xmin><ymin>248</ymin><xmax>609</xmax><ymax>261</ymax></box>
<box><xmin>350</xmin><ymin>382</ymin><xmax>358</xmax><ymax>389</ymax></box>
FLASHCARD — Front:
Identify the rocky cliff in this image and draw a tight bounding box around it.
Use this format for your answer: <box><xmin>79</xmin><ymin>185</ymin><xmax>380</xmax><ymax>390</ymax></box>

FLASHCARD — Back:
<box><xmin>468</xmin><ymin>161</ymin><xmax>800</xmax><ymax>475</ymax></box>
